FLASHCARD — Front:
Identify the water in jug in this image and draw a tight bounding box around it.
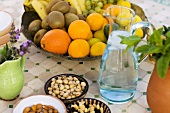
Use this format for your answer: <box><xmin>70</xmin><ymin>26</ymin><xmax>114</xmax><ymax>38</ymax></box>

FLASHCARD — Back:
<box><xmin>98</xmin><ymin>5</ymin><xmax>153</xmax><ymax>104</ymax></box>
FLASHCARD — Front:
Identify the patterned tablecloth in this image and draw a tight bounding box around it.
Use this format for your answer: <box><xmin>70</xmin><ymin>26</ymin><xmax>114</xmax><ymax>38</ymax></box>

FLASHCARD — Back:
<box><xmin>0</xmin><ymin>0</ymin><xmax>170</xmax><ymax>113</ymax></box>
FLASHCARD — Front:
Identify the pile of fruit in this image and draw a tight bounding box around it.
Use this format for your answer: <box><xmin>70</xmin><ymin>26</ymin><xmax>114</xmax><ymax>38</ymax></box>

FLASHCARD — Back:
<box><xmin>24</xmin><ymin>0</ymin><xmax>144</xmax><ymax>58</ymax></box>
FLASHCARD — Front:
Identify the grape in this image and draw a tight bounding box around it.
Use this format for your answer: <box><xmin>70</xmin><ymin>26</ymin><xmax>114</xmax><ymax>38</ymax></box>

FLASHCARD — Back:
<box><xmin>85</xmin><ymin>0</ymin><xmax>91</xmax><ymax>6</ymax></box>
<box><xmin>83</xmin><ymin>11</ymin><xmax>89</xmax><ymax>17</ymax></box>
<box><xmin>95</xmin><ymin>7</ymin><xmax>101</xmax><ymax>13</ymax></box>
<box><xmin>108</xmin><ymin>0</ymin><xmax>114</xmax><ymax>3</ymax></box>
<box><xmin>97</xmin><ymin>2</ymin><xmax>103</xmax><ymax>8</ymax></box>
<box><xmin>89</xmin><ymin>9</ymin><xmax>96</xmax><ymax>14</ymax></box>
<box><xmin>102</xmin><ymin>0</ymin><xmax>107</xmax><ymax>4</ymax></box>
<box><xmin>86</xmin><ymin>5</ymin><xmax>92</xmax><ymax>10</ymax></box>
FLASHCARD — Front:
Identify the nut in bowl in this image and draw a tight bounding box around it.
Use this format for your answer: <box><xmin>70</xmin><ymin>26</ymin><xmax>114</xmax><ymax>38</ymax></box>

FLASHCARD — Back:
<box><xmin>12</xmin><ymin>95</ymin><xmax>67</xmax><ymax>113</ymax></box>
<box><xmin>67</xmin><ymin>98</ymin><xmax>111</xmax><ymax>113</ymax></box>
<box><xmin>44</xmin><ymin>74</ymin><xmax>89</xmax><ymax>104</ymax></box>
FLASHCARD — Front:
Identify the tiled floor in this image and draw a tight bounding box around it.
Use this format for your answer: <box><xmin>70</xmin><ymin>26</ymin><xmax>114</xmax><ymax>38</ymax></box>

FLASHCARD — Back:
<box><xmin>0</xmin><ymin>0</ymin><xmax>170</xmax><ymax>113</ymax></box>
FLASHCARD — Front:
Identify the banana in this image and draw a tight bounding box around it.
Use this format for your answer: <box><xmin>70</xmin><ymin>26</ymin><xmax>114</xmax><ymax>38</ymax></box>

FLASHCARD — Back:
<box><xmin>39</xmin><ymin>0</ymin><xmax>49</xmax><ymax>7</ymax></box>
<box><xmin>77</xmin><ymin>0</ymin><xmax>86</xmax><ymax>12</ymax></box>
<box><xmin>31</xmin><ymin>0</ymin><xmax>47</xmax><ymax>20</ymax></box>
<box><xmin>66</xmin><ymin>0</ymin><xmax>82</xmax><ymax>14</ymax></box>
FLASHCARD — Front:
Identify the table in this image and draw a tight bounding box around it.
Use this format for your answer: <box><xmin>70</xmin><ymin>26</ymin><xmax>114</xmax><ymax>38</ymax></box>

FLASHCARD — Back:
<box><xmin>0</xmin><ymin>0</ymin><xmax>170</xmax><ymax>112</ymax></box>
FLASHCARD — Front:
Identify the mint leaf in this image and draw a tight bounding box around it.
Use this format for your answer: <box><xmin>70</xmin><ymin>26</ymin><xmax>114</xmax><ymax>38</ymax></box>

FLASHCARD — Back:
<box><xmin>166</xmin><ymin>31</ymin><xmax>170</xmax><ymax>38</ymax></box>
<box><xmin>136</xmin><ymin>45</ymin><xmax>163</xmax><ymax>54</ymax></box>
<box><xmin>156</xmin><ymin>54</ymin><xmax>170</xmax><ymax>78</ymax></box>
<box><xmin>157</xmin><ymin>27</ymin><xmax>163</xmax><ymax>35</ymax></box>
<box><xmin>120</xmin><ymin>35</ymin><xmax>141</xmax><ymax>48</ymax></box>
<box><xmin>149</xmin><ymin>29</ymin><xmax>162</xmax><ymax>46</ymax></box>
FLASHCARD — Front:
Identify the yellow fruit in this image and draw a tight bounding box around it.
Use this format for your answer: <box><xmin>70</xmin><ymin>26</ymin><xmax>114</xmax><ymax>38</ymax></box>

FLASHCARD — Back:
<box><xmin>116</xmin><ymin>13</ymin><xmax>133</xmax><ymax>27</ymax></box>
<box><xmin>31</xmin><ymin>0</ymin><xmax>47</xmax><ymax>20</ymax></box>
<box><xmin>117</xmin><ymin>0</ymin><xmax>131</xmax><ymax>8</ymax></box>
<box><xmin>86</xmin><ymin>31</ymin><xmax>93</xmax><ymax>40</ymax></box>
<box><xmin>68</xmin><ymin>20</ymin><xmax>91</xmax><ymax>40</ymax></box>
<box><xmin>68</xmin><ymin>39</ymin><xmax>90</xmax><ymax>58</ymax></box>
<box><xmin>134</xmin><ymin>28</ymin><xmax>144</xmax><ymax>38</ymax></box>
<box><xmin>110</xmin><ymin>7</ymin><xmax>122</xmax><ymax>17</ymax></box>
<box><xmin>86</xmin><ymin>13</ymin><xmax>104</xmax><ymax>31</ymax></box>
<box><xmin>94</xmin><ymin>30</ymin><xmax>107</xmax><ymax>43</ymax></box>
<box><xmin>102</xmin><ymin>18</ymin><xmax>109</xmax><ymax>29</ymax></box>
<box><xmin>90</xmin><ymin>42</ymin><xmax>106</xmax><ymax>56</ymax></box>
<box><xmin>103</xmin><ymin>3</ymin><xmax>113</xmax><ymax>10</ymax></box>
<box><xmin>133</xmin><ymin>15</ymin><xmax>142</xmax><ymax>24</ymax></box>
<box><xmin>66</xmin><ymin>0</ymin><xmax>82</xmax><ymax>14</ymax></box>
<box><xmin>88</xmin><ymin>38</ymin><xmax>101</xmax><ymax>47</ymax></box>
<box><xmin>100</xmin><ymin>9</ymin><xmax>105</xmax><ymax>16</ymax></box>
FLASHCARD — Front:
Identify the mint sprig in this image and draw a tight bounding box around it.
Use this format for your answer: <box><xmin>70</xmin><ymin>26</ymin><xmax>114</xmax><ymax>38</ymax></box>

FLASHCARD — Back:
<box><xmin>120</xmin><ymin>26</ymin><xmax>170</xmax><ymax>78</ymax></box>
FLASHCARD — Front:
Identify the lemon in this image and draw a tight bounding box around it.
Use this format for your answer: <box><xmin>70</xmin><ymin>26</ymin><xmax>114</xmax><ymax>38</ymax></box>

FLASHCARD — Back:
<box><xmin>116</xmin><ymin>13</ymin><xmax>133</xmax><ymax>27</ymax></box>
<box><xmin>134</xmin><ymin>28</ymin><xmax>143</xmax><ymax>38</ymax></box>
<box><xmin>117</xmin><ymin>0</ymin><xmax>131</xmax><ymax>8</ymax></box>
<box><xmin>94</xmin><ymin>30</ymin><xmax>107</xmax><ymax>43</ymax></box>
<box><xmin>90</xmin><ymin>42</ymin><xmax>106</xmax><ymax>56</ymax></box>
<box><xmin>133</xmin><ymin>15</ymin><xmax>142</xmax><ymax>24</ymax></box>
<box><xmin>88</xmin><ymin>38</ymin><xmax>102</xmax><ymax>47</ymax></box>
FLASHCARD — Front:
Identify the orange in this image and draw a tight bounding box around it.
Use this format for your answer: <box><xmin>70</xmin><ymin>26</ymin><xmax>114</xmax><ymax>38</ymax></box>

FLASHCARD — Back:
<box><xmin>68</xmin><ymin>20</ymin><xmax>91</xmax><ymax>40</ymax></box>
<box><xmin>41</xmin><ymin>29</ymin><xmax>71</xmax><ymax>55</ymax></box>
<box><xmin>68</xmin><ymin>39</ymin><xmax>90</xmax><ymax>58</ymax></box>
<box><xmin>86</xmin><ymin>13</ymin><xmax>104</xmax><ymax>31</ymax></box>
<box><xmin>86</xmin><ymin>30</ymin><xmax>93</xmax><ymax>40</ymax></box>
<box><xmin>110</xmin><ymin>7</ymin><xmax>122</xmax><ymax>17</ymax></box>
<box><xmin>102</xmin><ymin>18</ymin><xmax>109</xmax><ymax>29</ymax></box>
<box><xmin>103</xmin><ymin>3</ymin><xmax>114</xmax><ymax>10</ymax></box>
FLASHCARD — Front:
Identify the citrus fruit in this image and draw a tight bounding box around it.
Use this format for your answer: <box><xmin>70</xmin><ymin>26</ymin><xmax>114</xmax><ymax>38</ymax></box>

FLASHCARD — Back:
<box><xmin>94</xmin><ymin>29</ymin><xmax>107</xmax><ymax>43</ymax></box>
<box><xmin>86</xmin><ymin>30</ymin><xmax>93</xmax><ymax>40</ymax></box>
<box><xmin>116</xmin><ymin>13</ymin><xmax>133</xmax><ymax>27</ymax></box>
<box><xmin>68</xmin><ymin>20</ymin><xmax>91</xmax><ymax>40</ymax></box>
<box><xmin>86</xmin><ymin>13</ymin><xmax>104</xmax><ymax>31</ymax></box>
<box><xmin>90</xmin><ymin>42</ymin><xmax>106</xmax><ymax>56</ymax></box>
<box><xmin>68</xmin><ymin>39</ymin><xmax>90</xmax><ymax>58</ymax></box>
<box><xmin>117</xmin><ymin>0</ymin><xmax>131</xmax><ymax>8</ymax></box>
<box><xmin>133</xmin><ymin>15</ymin><xmax>142</xmax><ymax>24</ymax></box>
<box><xmin>104</xmin><ymin>23</ymin><xmax>120</xmax><ymax>38</ymax></box>
<box><xmin>103</xmin><ymin>3</ymin><xmax>114</xmax><ymax>10</ymax></box>
<box><xmin>110</xmin><ymin>7</ymin><xmax>122</xmax><ymax>17</ymax></box>
<box><xmin>88</xmin><ymin>38</ymin><xmax>102</xmax><ymax>47</ymax></box>
<box><xmin>134</xmin><ymin>28</ymin><xmax>144</xmax><ymax>38</ymax></box>
<box><xmin>41</xmin><ymin>29</ymin><xmax>71</xmax><ymax>55</ymax></box>
<box><xmin>100</xmin><ymin>9</ymin><xmax>105</xmax><ymax>16</ymax></box>
<box><xmin>102</xmin><ymin>18</ymin><xmax>109</xmax><ymax>29</ymax></box>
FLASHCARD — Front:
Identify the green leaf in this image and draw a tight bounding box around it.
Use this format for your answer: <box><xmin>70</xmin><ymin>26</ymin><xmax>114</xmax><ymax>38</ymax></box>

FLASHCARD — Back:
<box><xmin>157</xmin><ymin>27</ymin><xmax>163</xmax><ymax>34</ymax></box>
<box><xmin>149</xmin><ymin>29</ymin><xmax>162</xmax><ymax>46</ymax></box>
<box><xmin>156</xmin><ymin>53</ymin><xmax>170</xmax><ymax>78</ymax></box>
<box><xmin>120</xmin><ymin>35</ymin><xmax>141</xmax><ymax>48</ymax></box>
<box><xmin>166</xmin><ymin>31</ymin><xmax>170</xmax><ymax>38</ymax></box>
<box><xmin>136</xmin><ymin>45</ymin><xmax>163</xmax><ymax>54</ymax></box>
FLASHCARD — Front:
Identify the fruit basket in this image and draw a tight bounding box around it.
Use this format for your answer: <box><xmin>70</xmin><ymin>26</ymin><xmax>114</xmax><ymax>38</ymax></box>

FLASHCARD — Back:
<box><xmin>21</xmin><ymin>1</ymin><xmax>153</xmax><ymax>61</ymax></box>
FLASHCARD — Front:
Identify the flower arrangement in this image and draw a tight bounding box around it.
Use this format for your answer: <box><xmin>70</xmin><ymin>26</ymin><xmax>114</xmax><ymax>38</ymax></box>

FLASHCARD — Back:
<box><xmin>120</xmin><ymin>26</ymin><xmax>170</xmax><ymax>78</ymax></box>
<box><xmin>0</xmin><ymin>24</ymin><xmax>32</xmax><ymax>64</ymax></box>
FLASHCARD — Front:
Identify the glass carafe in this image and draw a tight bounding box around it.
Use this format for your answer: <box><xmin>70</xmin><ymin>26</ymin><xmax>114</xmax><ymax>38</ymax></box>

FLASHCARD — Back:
<box><xmin>98</xmin><ymin>5</ymin><xmax>153</xmax><ymax>104</ymax></box>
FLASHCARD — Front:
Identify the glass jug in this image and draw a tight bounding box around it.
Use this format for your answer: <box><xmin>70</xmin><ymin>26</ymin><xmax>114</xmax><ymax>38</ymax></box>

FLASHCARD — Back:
<box><xmin>98</xmin><ymin>5</ymin><xmax>153</xmax><ymax>104</ymax></box>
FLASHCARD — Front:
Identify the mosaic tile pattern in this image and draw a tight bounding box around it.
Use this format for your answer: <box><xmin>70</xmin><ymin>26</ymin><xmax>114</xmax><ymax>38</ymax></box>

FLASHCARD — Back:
<box><xmin>0</xmin><ymin>0</ymin><xmax>170</xmax><ymax>112</ymax></box>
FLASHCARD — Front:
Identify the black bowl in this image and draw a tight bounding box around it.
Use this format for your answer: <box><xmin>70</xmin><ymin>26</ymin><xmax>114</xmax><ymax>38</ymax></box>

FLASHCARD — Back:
<box><xmin>67</xmin><ymin>98</ymin><xmax>111</xmax><ymax>113</ymax></box>
<box><xmin>44</xmin><ymin>74</ymin><xmax>89</xmax><ymax>104</ymax></box>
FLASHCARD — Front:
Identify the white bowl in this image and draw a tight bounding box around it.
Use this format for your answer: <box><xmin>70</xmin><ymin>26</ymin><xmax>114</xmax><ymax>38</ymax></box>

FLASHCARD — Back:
<box><xmin>0</xmin><ymin>11</ymin><xmax>13</xmax><ymax>46</ymax></box>
<box><xmin>12</xmin><ymin>95</ymin><xmax>67</xmax><ymax>113</ymax></box>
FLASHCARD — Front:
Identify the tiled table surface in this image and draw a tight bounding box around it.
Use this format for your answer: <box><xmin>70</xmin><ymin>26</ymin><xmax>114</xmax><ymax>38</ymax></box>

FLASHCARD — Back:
<box><xmin>0</xmin><ymin>0</ymin><xmax>170</xmax><ymax>113</ymax></box>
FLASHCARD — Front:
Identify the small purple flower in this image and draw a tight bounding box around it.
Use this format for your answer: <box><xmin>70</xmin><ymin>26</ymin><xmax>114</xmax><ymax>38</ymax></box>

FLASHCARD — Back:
<box><xmin>22</xmin><ymin>42</ymin><xmax>28</xmax><ymax>48</ymax></box>
<box><xmin>19</xmin><ymin>51</ymin><xmax>24</xmax><ymax>56</ymax></box>
<box><xmin>15</xmin><ymin>34</ymin><xmax>19</xmax><ymax>39</ymax></box>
